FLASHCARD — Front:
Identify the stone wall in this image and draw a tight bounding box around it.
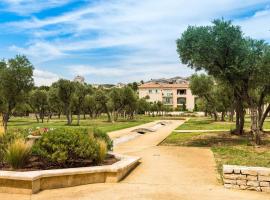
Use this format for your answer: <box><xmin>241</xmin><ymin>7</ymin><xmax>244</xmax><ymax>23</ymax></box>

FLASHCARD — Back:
<box><xmin>223</xmin><ymin>165</ymin><xmax>270</xmax><ymax>193</ymax></box>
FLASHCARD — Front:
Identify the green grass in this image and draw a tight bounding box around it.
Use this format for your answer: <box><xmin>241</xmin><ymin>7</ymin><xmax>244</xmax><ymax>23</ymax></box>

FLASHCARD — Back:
<box><xmin>163</xmin><ymin>117</ymin><xmax>270</xmax><ymax>177</ymax></box>
<box><xmin>6</xmin><ymin>115</ymin><xmax>184</xmax><ymax>133</ymax></box>
<box><xmin>176</xmin><ymin>117</ymin><xmax>236</xmax><ymax>130</ymax></box>
<box><xmin>7</xmin><ymin>115</ymin><xmax>152</xmax><ymax>132</ymax></box>
<box><xmin>176</xmin><ymin>117</ymin><xmax>270</xmax><ymax>130</ymax></box>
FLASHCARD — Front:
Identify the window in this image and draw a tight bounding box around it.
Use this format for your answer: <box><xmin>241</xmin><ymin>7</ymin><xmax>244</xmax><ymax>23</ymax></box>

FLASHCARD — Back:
<box><xmin>163</xmin><ymin>89</ymin><xmax>173</xmax><ymax>97</ymax></box>
<box><xmin>163</xmin><ymin>97</ymin><xmax>173</xmax><ymax>105</ymax></box>
<box><xmin>149</xmin><ymin>90</ymin><xmax>153</xmax><ymax>94</ymax></box>
<box><xmin>177</xmin><ymin>97</ymin><xmax>186</xmax><ymax>105</ymax></box>
<box><xmin>177</xmin><ymin>89</ymin><xmax>186</xmax><ymax>95</ymax></box>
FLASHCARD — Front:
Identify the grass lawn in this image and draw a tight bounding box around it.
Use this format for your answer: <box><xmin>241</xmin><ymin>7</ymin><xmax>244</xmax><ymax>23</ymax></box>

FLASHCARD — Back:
<box><xmin>7</xmin><ymin>115</ymin><xmax>183</xmax><ymax>133</ymax></box>
<box><xmin>176</xmin><ymin>117</ymin><xmax>270</xmax><ymax>130</ymax></box>
<box><xmin>163</xmin><ymin>117</ymin><xmax>270</xmax><ymax>178</ymax></box>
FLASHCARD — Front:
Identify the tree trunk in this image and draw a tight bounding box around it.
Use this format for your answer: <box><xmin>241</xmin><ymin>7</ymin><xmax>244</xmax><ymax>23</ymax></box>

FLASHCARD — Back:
<box><xmin>34</xmin><ymin>113</ymin><xmax>39</xmax><ymax>123</ymax></box>
<box><xmin>66</xmin><ymin>108</ymin><xmax>72</xmax><ymax>125</ymax></box>
<box><xmin>77</xmin><ymin>112</ymin><xmax>80</xmax><ymax>126</ymax></box>
<box><xmin>233</xmin><ymin>100</ymin><xmax>245</xmax><ymax>135</ymax></box>
<box><xmin>77</xmin><ymin>108</ymin><xmax>81</xmax><ymax>126</ymax></box>
<box><xmin>221</xmin><ymin>111</ymin><xmax>225</xmax><ymax>121</ymax></box>
<box><xmin>259</xmin><ymin>104</ymin><xmax>270</xmax><ymax>131</ymax></box>
<box><xmin>212</xmin><ymin>111</ymin><xmax>218</xmax><ymax>121</ymax></box>
<box><xmin>229</xmin><ymin>106</ymin><xmax>234</xmax><ymax>122</ymax></box>
<box><xmin>250</xmin><ymin>106</ymin><xmax>262</xmax><ymax>145</ymax></box>
<box><xmin>2</xmin><ymin>113</ymin><xmax>9</xmax><ymax>133</ymax></box>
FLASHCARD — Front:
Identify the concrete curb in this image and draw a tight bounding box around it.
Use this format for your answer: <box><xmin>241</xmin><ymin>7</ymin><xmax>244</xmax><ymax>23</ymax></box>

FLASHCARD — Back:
<box><xmin>0</xmin><ymin>153</ymin><xmax>140</xmax><ymax>194</ymax></box>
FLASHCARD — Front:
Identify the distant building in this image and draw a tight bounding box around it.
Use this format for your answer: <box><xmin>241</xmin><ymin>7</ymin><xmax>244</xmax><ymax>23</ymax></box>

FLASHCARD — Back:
<box><xmin>115</xmin><ymin>83</ymin><xmax>126</xmax><ymax>88</ymax></box>
<box><xmin>138</xmin><ymin>78</ymin><xmax>195</xmax><ymax>111</ymax></box>
<box><xmin>73</xmin><ymin>75</ymin><xmax>85</xmax><ymax>83</ymax></box>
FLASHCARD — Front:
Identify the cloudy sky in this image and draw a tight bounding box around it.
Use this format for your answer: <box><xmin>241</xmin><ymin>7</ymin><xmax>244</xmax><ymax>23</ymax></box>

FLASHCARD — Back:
<box><xmin>0</xmin><ymin>0</ymin><xmax>270</xmax><ymax>86</ymax></box>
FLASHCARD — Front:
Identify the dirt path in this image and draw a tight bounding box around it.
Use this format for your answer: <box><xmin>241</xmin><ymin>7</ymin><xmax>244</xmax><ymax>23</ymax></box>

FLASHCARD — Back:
<box><xmin>1</xmin><ymin>120</ymin><xmax>269</xmax><ymax>200</ymax></box>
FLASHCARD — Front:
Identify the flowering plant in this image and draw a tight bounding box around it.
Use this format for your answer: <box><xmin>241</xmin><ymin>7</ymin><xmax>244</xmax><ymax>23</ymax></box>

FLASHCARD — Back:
<box><xmin>29</xmin><ymin>127</ymin><xmax>52</xmax><ymax>136</ymax></box>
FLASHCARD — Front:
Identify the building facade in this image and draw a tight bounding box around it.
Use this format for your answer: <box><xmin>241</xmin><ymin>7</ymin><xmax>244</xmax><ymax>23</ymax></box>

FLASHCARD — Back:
<box><xmin>138</xmin><ymin>82</ymin><xmax>195</xmax><ymax>110</ymax></box>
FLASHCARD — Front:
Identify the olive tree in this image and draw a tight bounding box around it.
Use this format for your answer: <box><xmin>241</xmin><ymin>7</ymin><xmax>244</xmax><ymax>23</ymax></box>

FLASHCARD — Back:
<box><xmin>0</xmin><ymin>55</ymin><xmax>34</xmax><ymax>131</ymax></box>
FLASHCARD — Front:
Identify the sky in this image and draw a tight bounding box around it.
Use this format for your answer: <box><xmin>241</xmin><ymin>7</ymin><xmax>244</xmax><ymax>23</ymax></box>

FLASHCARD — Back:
<box><xmin>0</xmin><ymin>0</ymin><xmax>270</xmax><ymax>86</ymax></box>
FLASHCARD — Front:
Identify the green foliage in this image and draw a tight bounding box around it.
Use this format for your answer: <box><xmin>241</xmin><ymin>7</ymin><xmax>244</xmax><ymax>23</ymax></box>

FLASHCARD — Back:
<box><xmin>54</xmin><ymin>79</ymin><xmax>76</xmax><ymax>125</ymax></box>
<box><xmin>0</xmin><ymin>55</ymin><xmax>34</xmax><ymax>130</ymax></box>
<box><xmin>96</xmin><ymin>139</ymin><xmax>107</xmax><ymax>163</ymax></box>
<box><xmin>32</xmin><ymin>128</ymin><xmax>110</xmax><ymax>164</ymax></box>
<box><xmin>29</xmin><ymin>89</ymin><xmax>48</xmax><ymax>122</ymax></box>
<box><xmin>0</xmin><ymin>136</ymin><xmax>5</xmax><ymax>164</ymax></box>
<box><xmin>92</xmin><ymin>128</ymin><xmax>113</xmax><ymax>150</ymax></box>
<box><xmin>5</xmin><ymin>138</ymin><xmax>31</xmax><ymax>169</ymax></box>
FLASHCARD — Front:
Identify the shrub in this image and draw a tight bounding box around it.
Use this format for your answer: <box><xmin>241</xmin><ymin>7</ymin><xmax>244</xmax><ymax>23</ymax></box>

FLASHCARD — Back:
<box><xmin>96</xmin><ymin>139</ymin><xmax>108</xmax><ymax>163</ymax></box>
<box><xmin>92</xmin><ymin>128</ymin><xmax>113</xmax><ymax>150</ymax></box>
<box><xmin>5</xmin><ymin>138</ymin><xmax>31</xmax><ymax>169</ymax></box>
<box><xmin>0</xmin><ymin>130</ymin><xmax>27</xmax><ymax>165</ymax></box>
<box><xmin>0</xmin><ymin>135</ymin><xmax>5</xmax><ymax>164</ymax></box>
<box><xmin>33</xmin><ymin>128</ymin><xmax>102</xmax><ymax>164</ymax></box>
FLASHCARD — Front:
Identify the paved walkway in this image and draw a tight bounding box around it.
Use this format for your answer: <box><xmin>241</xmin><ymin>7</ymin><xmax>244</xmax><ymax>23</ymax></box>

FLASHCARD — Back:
<box><xmin>0</xmin><ymin>120</ymin><xmax>269</xmax><ymax>200</ymax></box>
<box><xmin>173</xmin><ymin>129</ymin><xmax>229</xmax><ymax>133</ymax></box>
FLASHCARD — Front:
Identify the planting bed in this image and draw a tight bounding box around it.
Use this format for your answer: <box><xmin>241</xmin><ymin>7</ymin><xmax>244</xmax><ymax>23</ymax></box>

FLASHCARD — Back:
<box><xmin>0</xmin><ymin>153</ymin><xmax>140</xmax><ymax>194</ymax></box>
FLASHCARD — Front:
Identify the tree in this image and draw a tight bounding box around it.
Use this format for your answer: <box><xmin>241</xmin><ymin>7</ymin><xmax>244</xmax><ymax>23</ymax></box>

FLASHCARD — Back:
<box><xmin>127</xmin><ymin>82</ymin><xmax>139</xmax><ymax>91</ymax></box>
<box><xmin>189</xmin><ymin>74</ymin><xmax>219</xmax><ymax>121</ymax></box>
<box><xmin>55</xmin><ymin>79</ymin><xmax>75</xmax><ymax>125</ymax></box>
<box><xmin>0</xmin><ymin>55</ymin><xmax>34</xmax><ymax>131</ymax></box>
<box><xmin>29</xmin><ymin>89</ymin><xmax>48</xmax><ymax>123</ymax></box>
<box><xmin>73</xmin><ymin>83</ymin><xmax>92</xmax><ymax>125</ymax></box>
<box><xmin>122</xmin><ymin>87</ymin><xmax>138</xmax><ymax>119</ymax></box>
<box><xmin>177</xmin><ymin>19</ymin><xmax>270</xmax><ymax>144</ymax></box>
<box><xmin>48</xmin><ymin>86</ymin><xmax>63</xmax><ymax>119</ymax></box>
<box><xmin>177</xmin><ymin>19</ymin><xmax>248</xmax><ymax>134</ymax></box>
<box><xmin>95</xmin><ymin>89</ymin><xmax>112</xmax><ymax>122</ymax></box>
<box><xmin>84</xmin><ymin>94</ymin><xmax>96</xmax><ymax>118</ymax></box>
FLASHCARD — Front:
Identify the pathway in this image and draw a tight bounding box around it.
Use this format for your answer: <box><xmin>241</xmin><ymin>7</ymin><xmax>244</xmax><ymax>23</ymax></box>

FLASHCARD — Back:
<box><xmin>0</xmin><ymin>120</ymin><xmax>269</xmax><ymax>200</ymax></box>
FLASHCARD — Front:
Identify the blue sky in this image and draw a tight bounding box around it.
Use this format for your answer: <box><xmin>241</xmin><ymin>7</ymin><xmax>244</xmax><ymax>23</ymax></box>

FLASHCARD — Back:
<box><xmin>0</xmin><ymin>0</ymin><xmax>270</xmax><ymax>86</ymax></box>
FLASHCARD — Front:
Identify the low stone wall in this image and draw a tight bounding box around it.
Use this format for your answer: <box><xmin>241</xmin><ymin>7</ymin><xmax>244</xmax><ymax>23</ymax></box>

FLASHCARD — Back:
<box><xmin>0</xmin><ymin>153</ymin><xmax>140</xmax><ymax>194</ymax></box>
<box><xmin>223</xmin><ymin>165</ymin><xmax>270</xmax><ymax>193</ymax></box>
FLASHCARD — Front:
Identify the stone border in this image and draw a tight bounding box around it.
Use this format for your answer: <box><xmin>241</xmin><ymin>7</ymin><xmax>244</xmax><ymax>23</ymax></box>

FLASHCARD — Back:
<box><xmin>223</xmin><ymin>165</ymin><xmax>270</xmax><ymax>193</ymax></box>
<box><xmin>0</xmin><ymin>153</ymin><xmax>140</xmax><ymax>194</ymax></box>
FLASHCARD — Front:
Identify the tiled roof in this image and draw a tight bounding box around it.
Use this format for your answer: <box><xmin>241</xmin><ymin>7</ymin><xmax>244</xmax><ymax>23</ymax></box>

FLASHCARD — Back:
<box><xmin>138</xmin><ymin>82</ymin><xmax>189</xmax><ymax>89</ymax></box>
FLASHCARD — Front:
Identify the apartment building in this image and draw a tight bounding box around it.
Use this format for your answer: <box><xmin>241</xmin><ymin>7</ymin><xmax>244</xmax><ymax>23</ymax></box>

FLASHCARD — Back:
<box><xmin>138</xmin><ymin>82</ymin><xmax>195</xmax><ymax>110</ymax></box>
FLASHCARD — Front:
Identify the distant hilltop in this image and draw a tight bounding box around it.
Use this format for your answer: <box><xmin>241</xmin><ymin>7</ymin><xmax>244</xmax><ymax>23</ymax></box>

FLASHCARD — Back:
<box><xmin>146</xmin><ymin>76</ymin><xmax>190</xmax><ymax>84</ymax></box>
<box><xmin>72</xmin><ymin>75</ymin><xmax>190</xmax><ymax>88</ymax></box>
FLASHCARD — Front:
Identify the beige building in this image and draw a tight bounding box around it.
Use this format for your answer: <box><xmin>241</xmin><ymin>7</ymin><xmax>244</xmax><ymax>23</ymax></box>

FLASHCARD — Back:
<box><xmin>138</xmin><ymin>82</ymin><xmax>195</xmax><ymax>110</ymax></box>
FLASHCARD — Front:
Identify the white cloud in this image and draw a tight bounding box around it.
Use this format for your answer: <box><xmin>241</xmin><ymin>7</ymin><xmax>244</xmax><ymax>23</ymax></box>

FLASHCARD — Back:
<box><xmin>33</xmin><ymin>69</ymin><xmax>60</xmax><ymax>86</ymax></box>
<box><xmin>1</xmin><ymin>0</ymin><xmax>73</xmax><ymax>15</ymax></box>
<box><xmin>9</xmin><ymin>42</ymin><xmax>66</xmax><ymax>63</ymax></box>
<box><xmin>5</xmin><ymin>0</ymin><xmax>270</xmax><ymax>83</ymax></box>
<box><xmin>237</xmin><ymin>9</ymin><xmax>270</xmax><ymax>41</ymax></box>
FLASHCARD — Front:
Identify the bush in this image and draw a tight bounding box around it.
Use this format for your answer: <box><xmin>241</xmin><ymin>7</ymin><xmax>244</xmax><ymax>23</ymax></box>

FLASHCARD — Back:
<box><xmin>96</xmin><ymin>139</ymin><xmax>108</xmax><ymax>163</ymax></box>
<box><xmin>32</xmin><ymin>128</ymin><xmax>110</xmax><ymax>164</ymax></box>
<box><xmin>0</xmin><ymin>136</ymin><xmax>5</xmax><ymax>164</ymax></box>
<box><xmin>92</xmin><ymin>128</ymin><xmax>113</xmax><ymax>150</ymax></box>
<box><xmin>0</xmin><ymin>129</ymin><xmax>27</xmax><ymax>165</ymax></box>
<box><xmin>5</xmin><ymin>138</ymin><xmax>31</xmax><ymax>169</ymax></box>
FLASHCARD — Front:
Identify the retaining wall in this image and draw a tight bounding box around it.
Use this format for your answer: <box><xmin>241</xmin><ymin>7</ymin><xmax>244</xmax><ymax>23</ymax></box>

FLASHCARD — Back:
<box><xmin>223</xmin><ymin>165</ymin><xmax>270</xmax><ymax>193</ymax></box>
<box><xmin>0</xmin><ymin>153</ymin><xmax>140</xmax><ymax>194</ymax></box>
